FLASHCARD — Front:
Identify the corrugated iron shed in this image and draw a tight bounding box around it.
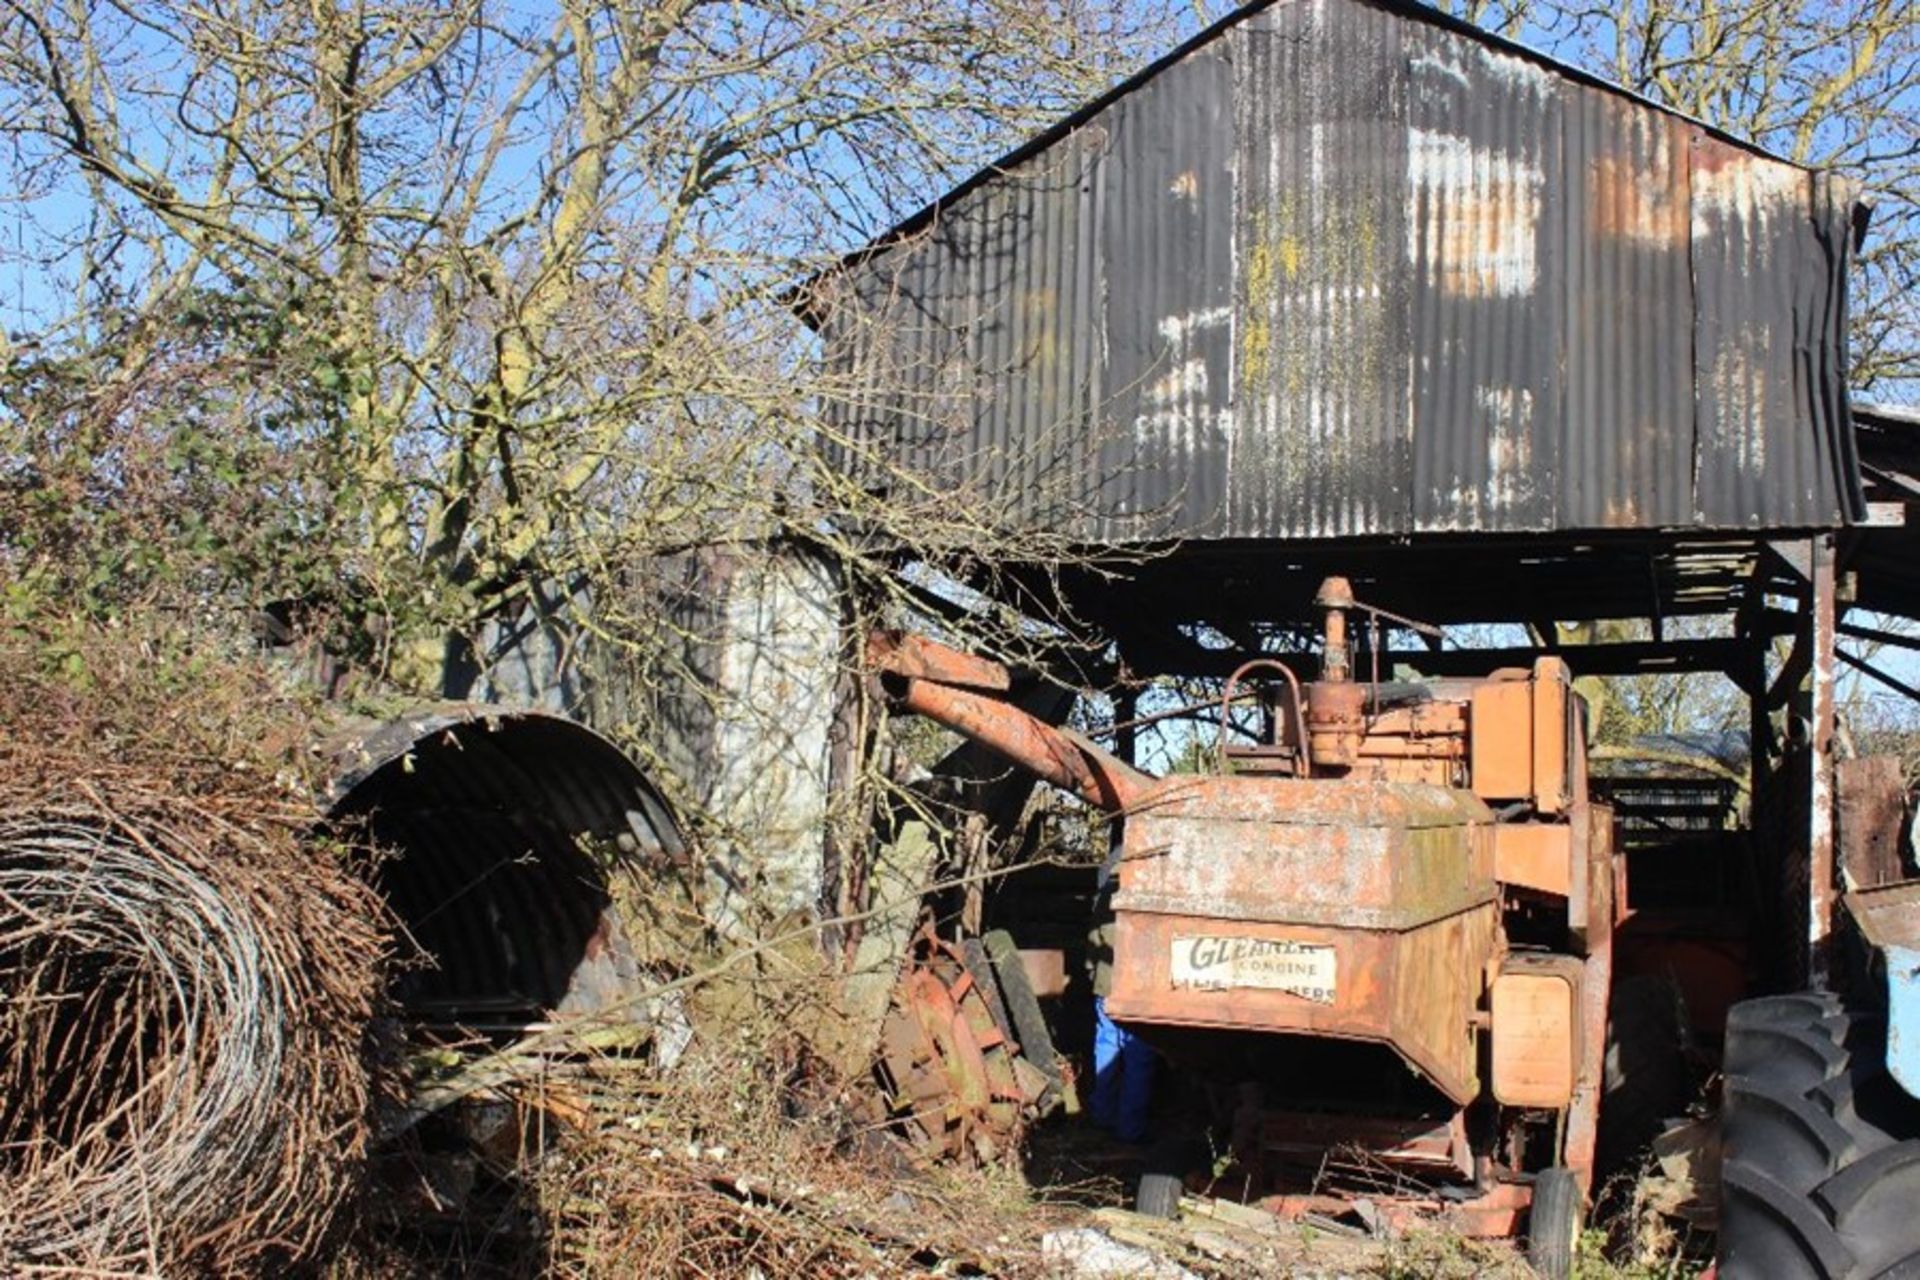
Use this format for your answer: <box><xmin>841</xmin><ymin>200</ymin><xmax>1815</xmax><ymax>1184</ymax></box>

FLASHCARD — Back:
<box><xmin>808</xmin><ymin>0</ymin><xmax>1865</xmax><ymax>541</ymax></box>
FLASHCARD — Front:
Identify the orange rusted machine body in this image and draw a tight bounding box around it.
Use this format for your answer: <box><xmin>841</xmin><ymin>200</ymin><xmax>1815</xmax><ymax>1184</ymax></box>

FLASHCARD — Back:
<box><xmin>872</xmin><ymin>577</ymin><xmax>1621</xmax><ymax>1237</ymax></box>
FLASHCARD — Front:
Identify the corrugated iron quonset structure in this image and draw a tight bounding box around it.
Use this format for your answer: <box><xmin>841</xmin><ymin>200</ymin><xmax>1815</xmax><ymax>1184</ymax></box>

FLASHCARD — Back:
<box><xmin>806</xmin><ymin>0</ymin><xmax>1865</xmax><ymax>541</ymax></box>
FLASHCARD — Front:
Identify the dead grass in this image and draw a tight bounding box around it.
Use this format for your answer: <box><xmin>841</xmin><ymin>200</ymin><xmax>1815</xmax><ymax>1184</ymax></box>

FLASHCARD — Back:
<box><xmin>338</xmin><ymin>1001</ymin><xmax>1724</xmax><ymax>1280</ymax></box>
<box><xmin>335</xmin><ymin>996</ymin><xmax>1069</xmax><ymax>1278</ymax></box>
<box><xmin>1372</xmin><ymin>1229</ymin><xmax>1531</xmax><ymax>1278</ymax></box>
<box><xmin>1573</xmin><ymin>1165</ymin><xmax>1714</xmax><ymax>1279</ymax></box>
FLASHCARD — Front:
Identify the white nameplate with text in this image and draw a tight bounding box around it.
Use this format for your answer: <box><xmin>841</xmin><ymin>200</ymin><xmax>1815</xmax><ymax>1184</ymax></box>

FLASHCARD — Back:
<box><xmin>1169</xmin><ymin>935</ymin><xmax>1337</xmax><ymax>1003</ymax></box>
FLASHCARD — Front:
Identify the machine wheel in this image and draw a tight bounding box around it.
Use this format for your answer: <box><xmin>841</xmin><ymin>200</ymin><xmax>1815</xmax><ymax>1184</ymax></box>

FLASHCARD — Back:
<box><xmin>1527</xmin><ymin>1165</ymin><xmax>1581</xmax><ymax>1280</ymax></box>
<box><xmin>1135</xmin><ymin>1171</ymin><xmax>1183</xmax><ymax>1219</ymax></box>
<box><xmin>874</xmin><ymin>933</ymin><xmax>1040</xmax><ymax>1163</ymax></box>
<box><xmin>1718</xmin><ymin>993</ymin><xmax>1920</xmax><ymax>1279</ymax></box>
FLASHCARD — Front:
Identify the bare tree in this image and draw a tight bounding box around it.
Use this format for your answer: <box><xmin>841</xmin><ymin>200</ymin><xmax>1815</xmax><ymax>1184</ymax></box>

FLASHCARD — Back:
<box><xmin>0</xmin><ymin>0</ymin><xmax>1193</xmax><ymax>683</ymax></box>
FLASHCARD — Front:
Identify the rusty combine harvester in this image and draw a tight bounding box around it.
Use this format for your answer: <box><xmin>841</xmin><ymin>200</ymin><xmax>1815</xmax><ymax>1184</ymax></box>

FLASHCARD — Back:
<box><xmin>873</xmin><ymin>577</ymin><xmax>1619</xmax><ymax>1254</ymax></box>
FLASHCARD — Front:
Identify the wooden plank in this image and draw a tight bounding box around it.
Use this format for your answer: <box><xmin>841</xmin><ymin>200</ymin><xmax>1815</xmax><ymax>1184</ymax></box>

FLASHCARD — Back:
<box><xmin>1837</xmin><ymin>756</ymin><xmax>1910</xmax><ymax>890</ymax></box>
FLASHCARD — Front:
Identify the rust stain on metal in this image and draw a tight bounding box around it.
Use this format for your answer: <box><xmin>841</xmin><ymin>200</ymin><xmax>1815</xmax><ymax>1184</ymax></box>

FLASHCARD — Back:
<box><xmin>1493</xmin><ymin>823</ymin><xmax>1573</xmax><ymax>896</ymax></box>
<box><xmin>874</xmin><ymin>630</ymin><xmax>1156</xmax><ymax>811</ymax></box>
<box><xmin>891</xmin><ymin>676</ymin><xmax>1155</xmax><ymax>812</ymax></box>
<box><xmin>1120</xmin><ymin>776</ymin><xmax>1496</xmax><ymax>929</ymax></box>
<box><xmin>1016</xmin><ymin>948</ymin><xmax>1068</xmax><ymax>998</ymax></box>
<box><xmin>1837</xmin><ymin>756</ymin><xmax>1910</xmax><ymax>890</ymax></box>
<box><xmin>1250</xmin><ymin>1108</ymin><xmax>1473</xmax><ymax>1180</ymax></box>
<box><xmin>1808</xmin><ymin>535</ymin><xmax>1838</xmax><ymax>981</ymax></box>
<box><xmin>1105</xmin><ymin>904</ymin><xmax>1495</xmax><ymax>1104</ymax></box>
<box><xmin>868</xmin><ymin>629</ymin><xmax>1012</xmax><ymax>691</ymax></box>
<box><xmin>1409</xmin><ymin>129</ymin><xmax>1543</xmax><ymax>299</ymax></box>
<box><xmin>871</xmin><ymin>584</ymin><xmax>1628</xmax><ymax>1230</ymax></box>
<box><xmin>809</xmin><ymin>0</ymin><xmax>1862</xmax><ymax>540</ymax></box>
<box><xmin>1267</xmin><ymin>1179</ymin><xmax>1534</xmax><ymax>1238</ymax></box>
<box><xmin>1564</xmin><ymin>805</ymin><xmax>1615</xmax><ymax>1196</ymax></box>
<box><xmin>1490</xmin><ymin>953</ymin><xmax>1582</xmax><ymax>1107</ymax></box>
<box><xmin>1588</xmin><ymin>139</ymin><xmax>1687</xmax><ymax>248</ymax></box>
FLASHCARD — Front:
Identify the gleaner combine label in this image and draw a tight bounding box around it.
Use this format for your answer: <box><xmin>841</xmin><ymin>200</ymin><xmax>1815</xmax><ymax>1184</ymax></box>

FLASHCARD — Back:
<box><xmin>1169</xmin><ymin>936</ymin><xmax>1337</xmax><ymax>1003</ymax></box>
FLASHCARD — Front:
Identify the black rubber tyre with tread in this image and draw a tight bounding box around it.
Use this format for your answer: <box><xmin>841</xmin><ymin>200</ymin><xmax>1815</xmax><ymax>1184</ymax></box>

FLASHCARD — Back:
<box><xmin>1721</xmin><ymin>1162</ymin><xmax>1854</xmax><ymax>1280</ymax></box>
<box><xmin>1528</xmin><ymin>1166</ymin><xmax>1582</xmax><ymax>1280</ymax></box>
<box><xmin>1135</xmin><ymin>1171</ymin><xmax>1182</xmax><ymax>1219</ymax></box>
<box><xmin>1725</xmin><ymin>1023</ymin><xmax>1851</xmax><ymax>1095</ymax></box>
<box><xmin>1815</xmin><ymin>1143</ymin><xmax>1920</xmax><ymax>1276</ymax></box>
<box><xmin>1723</xmin><ymin>1074</ymin><xmax>1861</xmax><ymax>1194</ymax></box>
<box><xmin>1820</xmin><ymin>1066</ymin><xmax>1920</xmax><ymax>1154</ymax></box>
<box><xmin>1719</xmin><ymin>992</ymin><xmax>1920</xmax><ymax>1280</ymax></box>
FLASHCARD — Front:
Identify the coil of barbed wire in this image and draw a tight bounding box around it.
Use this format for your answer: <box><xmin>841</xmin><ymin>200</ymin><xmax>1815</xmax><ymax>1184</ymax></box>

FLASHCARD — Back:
<box><xmin>0</xmin><ymin>797</ymin><xmax>385</xmax><ymax>1275</ymax></box>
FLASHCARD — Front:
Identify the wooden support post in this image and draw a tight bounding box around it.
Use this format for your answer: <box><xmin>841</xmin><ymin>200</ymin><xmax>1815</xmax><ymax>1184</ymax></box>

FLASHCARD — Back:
<box><xmin>1747</xmin><ymin>643</ymin><xmax>1772</xmax><ymax>804</ymax></box>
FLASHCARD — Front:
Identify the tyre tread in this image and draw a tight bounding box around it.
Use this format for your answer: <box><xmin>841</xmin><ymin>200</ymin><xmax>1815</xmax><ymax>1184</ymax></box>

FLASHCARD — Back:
<box><xmin>1719</xmin><ymin>994</ymin><xmax>1920</xmax><ymax>1280</ymax></box>
<box><xmin>1527</xmin><ymin>1166</ymin><xmax>1581</xmax><ymax>1280</ymax></box>
<box><xmin>1135</xmin><ymin>1171</ymin><xmax>1182</xmax><ymax>1220</ymax></box>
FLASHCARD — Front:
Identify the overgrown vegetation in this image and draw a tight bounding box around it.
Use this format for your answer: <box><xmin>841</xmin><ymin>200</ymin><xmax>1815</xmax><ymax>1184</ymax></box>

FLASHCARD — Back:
<box><xmin>0</xmin><ymin>0</ymin><xmax>1193</xmax><ymax>691</ymax></box>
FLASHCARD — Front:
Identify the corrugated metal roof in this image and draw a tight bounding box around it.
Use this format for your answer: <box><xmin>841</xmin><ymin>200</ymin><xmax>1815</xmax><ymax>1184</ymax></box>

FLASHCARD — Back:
<box><xmin>810</xmin><ymin>0</ymin><xmax>1865</xmax><ymax>541</ymax></box>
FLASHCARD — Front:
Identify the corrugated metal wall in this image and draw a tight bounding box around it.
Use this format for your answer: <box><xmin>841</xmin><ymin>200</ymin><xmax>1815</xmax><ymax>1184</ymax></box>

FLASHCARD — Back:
<box><xmin>816</xmin><ymin>0</ymin><xmax>1863</xmax><ymax>540</ymax></box>
<box><xmin>1233</xmin><ymin>0</ymin><xmax>1411</xmax><ymax>537</ymax></box>
<box><xmin>326</xmin><ymin>709</ymin><xmax>687</xmax><ymax>1018</ymax></box>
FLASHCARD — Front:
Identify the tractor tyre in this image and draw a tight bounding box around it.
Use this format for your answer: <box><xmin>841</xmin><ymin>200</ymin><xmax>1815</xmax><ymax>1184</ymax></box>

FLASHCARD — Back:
<box><xmin>1135</xmin><ymin>1171</ymin><xmax>1183</xmax><ymax>1219</ymax></box>
<box><xmin>1723</xmin><ymin>1074</ymin><xmax>1861</xmax><ymax>1194</ymax></box>
<box><xmin>1724</xmin><ymin>1022</ymin><xmax>1851</xmax><ymax>1097</ymax></box>
<box><xmin>1718</xmin><ymin>993</ymin><xmax>1920</xmax><ymax>1279</ymax></box>
<box><xmin>1527</xmin><ymin>1166</ymin><xmax>1582</xmax><ymax>1280</ymax></box>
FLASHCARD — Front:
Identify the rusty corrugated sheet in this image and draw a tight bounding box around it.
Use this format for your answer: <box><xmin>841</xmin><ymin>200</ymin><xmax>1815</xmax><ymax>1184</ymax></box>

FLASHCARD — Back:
<box><xmin>1232</xmin><ymin>0</ymin><xmax>1410</xmax><ymax>537</ymax></box>
<box><xmin>1094</xmin><ymin>37</ymin><xmax>1236</xmax><ymax>529</ymax></box>
<box><xmin>1690</xmin><ymin>140</ymin><xmax>1858</xmax><ymax>528</ymax></box>
<box><xmin>1553</xmin><ymin>92</ymin><xmax>1697</xmax><ymax>530</ymax></box>
<box><xmin>813</xmin><ymin>0</ymin><xmax>1864</xmax><ymax>540</ymax></box>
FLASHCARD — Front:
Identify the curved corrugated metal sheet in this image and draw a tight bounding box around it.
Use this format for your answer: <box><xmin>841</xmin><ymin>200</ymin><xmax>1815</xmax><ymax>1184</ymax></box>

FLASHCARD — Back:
<box><xmin>324</xmin><ymin>707</ymin><xmax>686</xmax><ymax>1022</ymax></box>
<box><xmin>815</xmin><ymin>0</ymin><xmax>1865</xmax><ymax>542</ymax></box>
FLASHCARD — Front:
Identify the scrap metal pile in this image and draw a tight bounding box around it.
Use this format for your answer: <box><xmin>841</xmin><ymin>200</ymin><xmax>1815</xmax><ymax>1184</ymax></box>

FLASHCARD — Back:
<box><xmin>0</xmin><ymin>642</ymin><xmax>389</xmax><ymax>1275</ymax></box>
